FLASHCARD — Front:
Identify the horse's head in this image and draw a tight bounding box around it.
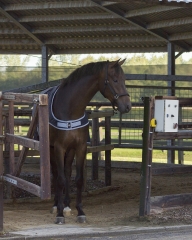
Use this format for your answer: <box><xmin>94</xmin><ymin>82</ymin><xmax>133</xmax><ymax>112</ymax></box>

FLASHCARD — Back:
<box><xmin>100</xmin><ymin>59</ymin><xmax>131</xmax><ymax>114</ymax></box>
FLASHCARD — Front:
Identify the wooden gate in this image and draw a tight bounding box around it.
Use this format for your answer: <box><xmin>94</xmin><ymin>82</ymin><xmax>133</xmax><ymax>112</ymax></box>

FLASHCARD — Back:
<box><xmin>0</xmin><ymin>92</ymin><xmax>51</xmax><ymax>232</ymax></box>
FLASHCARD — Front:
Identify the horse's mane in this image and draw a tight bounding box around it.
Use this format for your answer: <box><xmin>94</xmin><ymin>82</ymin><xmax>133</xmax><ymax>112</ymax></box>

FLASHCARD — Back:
<box><xmin>60</xmin><ymin>61</ymin><xmax>106</xmax><ymax>87</ymax></box>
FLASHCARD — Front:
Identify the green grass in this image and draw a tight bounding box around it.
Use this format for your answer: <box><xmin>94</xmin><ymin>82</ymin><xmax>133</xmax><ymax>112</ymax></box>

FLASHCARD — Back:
<box><xmin>87</xmin><ymin>148</ymin><xmax>192</xmax><ymax>164</ymax></box>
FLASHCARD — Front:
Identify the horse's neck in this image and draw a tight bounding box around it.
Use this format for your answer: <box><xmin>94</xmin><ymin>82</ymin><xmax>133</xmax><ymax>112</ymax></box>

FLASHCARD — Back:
<box><xmin>53</xmin><ymin>76</ymin><xmax>99</xmax><ymax>120</ymax></box>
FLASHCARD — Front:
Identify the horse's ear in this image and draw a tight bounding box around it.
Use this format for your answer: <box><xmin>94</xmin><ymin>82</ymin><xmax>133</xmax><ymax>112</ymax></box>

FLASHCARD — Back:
<box><xmin>110</xmin><ymin>58</ymin><xmax>126</xmax><ymax>68</ymax></box>
<box><xmin>118</xmin><ymin>59</ymin><xmax>126</xmax><ymax>66</ymax></box>
<box><xmin>109</xmin><ymin>59</ymin><xmax>121</xmax><ymax>68</ymax></box>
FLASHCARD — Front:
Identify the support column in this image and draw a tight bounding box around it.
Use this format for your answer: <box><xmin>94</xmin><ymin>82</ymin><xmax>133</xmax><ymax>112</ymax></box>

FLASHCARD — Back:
<box><xmin>42</xmin><ymin>45</ymin><xmax>48</xmax><ymax>83</ymax></box>
<box><xmin>0</xmin><ymin>93</ymin><xmax>3</xmax><ymax>232</ymax></box>
<box><xmin>167</xmin><ymin>42</ymin><xmax>175</xmax><ymax>164</ymax></box>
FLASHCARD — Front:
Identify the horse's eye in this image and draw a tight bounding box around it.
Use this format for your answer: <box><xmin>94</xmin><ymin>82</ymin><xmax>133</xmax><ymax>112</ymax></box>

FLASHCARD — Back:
<box><xmin>113</xmin><ymin>79</ymin><xmax>118</xmax><ymax>82</ymax></box>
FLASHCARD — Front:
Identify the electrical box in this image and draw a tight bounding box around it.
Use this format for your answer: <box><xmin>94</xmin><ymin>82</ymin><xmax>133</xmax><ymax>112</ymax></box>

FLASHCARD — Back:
<box><xmin>154</xmin><ymin>99</ymin><xmax>179</xmax><ymax>132</ymax></box>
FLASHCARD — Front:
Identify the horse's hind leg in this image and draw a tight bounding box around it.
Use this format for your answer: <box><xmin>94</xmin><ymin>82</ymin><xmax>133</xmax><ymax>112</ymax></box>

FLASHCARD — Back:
<box><xmin>63</xmin><ymin>149</ymin><xmax>75</xmax><ymax>216</ymax></box>
<box><xmin>75</xmin><ymin>145</ymin><xmax>87</xmax><ymax>223</ymax></box>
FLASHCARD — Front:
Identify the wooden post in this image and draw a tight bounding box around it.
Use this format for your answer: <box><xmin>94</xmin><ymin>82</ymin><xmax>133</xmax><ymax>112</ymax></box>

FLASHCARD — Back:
<box><xmin>105</xmin><ymin>116</ymin><xmax>111</xmax><ymax>186</ymax></box>
<box><xmin>38</xmin><ymin>95</ymin><xmax>51</xmax><ymax>199</ymax></box>
<box><xmin>92</xmin><ymin>117</ymin><xmax>99</xmax><ymax>180</ymax></box>
<box><xmin>167</xmin><ymin>42</ymin><xmax>175</xmax><ymax>164</ymax></box>
<box><xmin>139</xmin><ymin>97</ymin><xmax>154</xmax><ymax>216</ymax></box>
<box><xmin>8</xmin><ymin>101</ymin><xmax>15</xmax><ymax>174</ymax></box>
<box><xmin>0</xmin><ymin>93</ymin><xmax>3</xmax><ymax>232</ymax></box>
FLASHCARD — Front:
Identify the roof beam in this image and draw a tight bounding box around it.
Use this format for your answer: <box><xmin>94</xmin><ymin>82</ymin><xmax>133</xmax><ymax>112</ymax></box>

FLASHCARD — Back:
<box><xmin>18</xmin><ymin>13</ymin><xmax>117</xmax><ymax>23</ymax></box>
<box><xmin>101</xmin><ymin>0</ymin><xmax>192</xmax><ymax>8</ymax></box>
<box><xmin>0</xmin><ymin>38</ymin><xmax>39</xmax><ymax>45</ymax></box>
<box><xmin>0</xmin><ymin>24</ymin><xmax>139</xmax><ymax>35</ymax></box>
<box><xmin>56</xmin><ymin>46</ymin><xmax>168</xmax><ymax>54</ymax></box>
<box><xmin>45</xmin><ymin>35</ymin><xmax>163</xmax><ymax>45</ymax></box>
<box><xmin>4</xmin><ymin>1</ymin><xmax>95</xmax><ymax>11</ymax></box>
<box><xmin>124</xmin><ymin>5</ymin><xmax>180</xmax><ymax>18</ymax></box>
<box><xmin>148</xmin><ymin>16</ymin><xmax>192</xmax><ymax>29</ymax></box>
<box><xmin>32</xmin><ymin>24</ymin><xmax>139</xmax><ymax>34</ymax></box>
<box><xmin>169</xmin><ymin>31</ymin><xmax>192</xmax><ymax>41</ymax></box>
<box><xmin>0</xmin><ymin>35</ymin><xmax>162</xmax><ymax>45</ymax></box>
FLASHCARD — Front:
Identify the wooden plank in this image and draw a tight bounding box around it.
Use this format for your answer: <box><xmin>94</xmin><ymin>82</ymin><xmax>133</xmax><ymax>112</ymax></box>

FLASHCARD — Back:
<box><xmin>152</xmin><ymin>166</ymin><xmax>192</xmax><ymax>175</ymax></box>
<box><xmin>8</xmin><ymin>101</ymin><xmax>15</xmax><ymax>174</ymax></box>
<box><xmin>2</xmin><ymin>93</ymin><xmax>48</xmax><ymax>105</ymax></box>
<box><xmin>87</xmin><ymin>110</ymin><xmax>114</xmax><ymax>119</ymax></box>
<box><xmin>155</xmin><ymin>96</ymin><xmax>177</xmax><ymax>100</ymax></box>
<box><xmin>151</xmin><ymin>193</ymin><xmax>192</xmax><ymax>209</ymax></box>
<box><xmin>125</xmin><ymin>74</ymin><xmax>192</xmax><ymax>82</ymax></box>
<box><xmin>4</xmin><ymin>174</ymin><xmax>41</xmax><ymax>197</ymax></box>
<box><xmin>154</xmin><ymin>131</ymin><xmax>192</xmax><ymax>140</ymax></box>
<box><xmin>14</xmin><ymin>105</ymin><xmax>39</xmax><ymax>177</ymax></box>
<box><xmin>38</xmin><ymin>104</ymin><xmax>51</xmax><ymax>199</ymax></box>
<box><xmin>87</xmin><ymin>144</ymin><xmax>114</xmax><ymax>153</ymax></box>
<box><xmin>3</xmin><ymin>149</ymin><xmax>39</xmax><ymax>158</ymax></box>
<box><xmin>6</xmin><ymin>134</ymin><xmax>40</xmax><ymax>150</ymax></box>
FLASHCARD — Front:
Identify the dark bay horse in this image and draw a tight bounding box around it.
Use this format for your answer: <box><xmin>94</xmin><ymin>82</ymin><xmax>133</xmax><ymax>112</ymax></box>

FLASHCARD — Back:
<box><xmin>47</xmin><ymin>59</ymin><xmax>131</xmax><ymax>224</ymax></box>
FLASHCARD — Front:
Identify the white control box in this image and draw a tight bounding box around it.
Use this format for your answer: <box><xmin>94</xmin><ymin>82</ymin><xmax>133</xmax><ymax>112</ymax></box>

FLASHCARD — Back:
<box><xmin>154</xmin><ymin>99</ymin><xmax>179</xmax><ymax>132</ymax></box>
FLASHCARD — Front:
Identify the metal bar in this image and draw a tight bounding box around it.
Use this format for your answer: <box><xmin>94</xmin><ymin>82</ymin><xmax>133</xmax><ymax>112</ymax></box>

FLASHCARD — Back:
<box><xmin>42</xmin><ymin>45</ymin><xmax>48</xmax><ymax>83</ymax></box>
<box><xmin>38</xmin><ymin>103</ymin><xmax>51</xmax><ymax>199</ymax></box>
<box><xmin>105</xmin><ymin>116</ymin><xmax>111</xmax><ymax>186</ymax></box>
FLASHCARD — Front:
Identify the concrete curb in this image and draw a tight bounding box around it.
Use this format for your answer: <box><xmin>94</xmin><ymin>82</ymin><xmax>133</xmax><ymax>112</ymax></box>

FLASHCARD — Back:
<box><xmin>1</xmin><ymin>224</ymin><xmax>192</xmax><ymax>240</ymax></box>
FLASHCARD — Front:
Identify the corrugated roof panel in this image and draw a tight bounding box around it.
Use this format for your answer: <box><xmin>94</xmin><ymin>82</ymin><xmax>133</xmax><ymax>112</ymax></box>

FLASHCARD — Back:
<box><xmin>0</xmin><ymin>0</ymin><xmax>191</xmax><ymax>54</ymax></box>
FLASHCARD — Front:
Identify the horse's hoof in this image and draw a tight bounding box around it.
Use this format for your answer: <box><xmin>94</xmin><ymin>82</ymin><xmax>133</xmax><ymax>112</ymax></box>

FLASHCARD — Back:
<box><xmin>76</xmin><ymin>215</ymin><xmax>86</xmax><ymax>223</ymax></box>
<box><xmin>50</xmin><ymin>206</ymin><xmax>57</xmax><ymax>214</ymax></box>
<box><xmin>64</xmin><ymin>206</ymin><xmax>71</xmax><ymax>216</ymax></box>
<box><xmin>55</xmin><ymin>217</ymin><xmax>65</xmax><ymax>224</ymax></box>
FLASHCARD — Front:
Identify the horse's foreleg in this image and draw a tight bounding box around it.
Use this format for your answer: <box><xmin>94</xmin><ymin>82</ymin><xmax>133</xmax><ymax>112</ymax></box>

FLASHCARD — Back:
<box><xmin>63</xmin><ymin>149</ymin><xmax>75</xmax><ymax>216</ymax></box>
<box><xmin>54</xmin><ymin>145</ymin><xmax>66</xmax><ymax>224</ymax></box>
<box><xmin>75</xmin><ymin>145</ymin><xmax>87</xmax><ymax>223</ymax></box>
<box><xmin>50</xmin><ymin>146</ymin><xmax>58</xmax><ymax>214</ymax></box>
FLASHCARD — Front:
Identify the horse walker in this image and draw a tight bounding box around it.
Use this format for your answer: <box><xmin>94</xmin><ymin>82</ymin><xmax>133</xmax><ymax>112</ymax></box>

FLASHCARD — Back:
<box><xmin>140</xmin><ymin>96</ymin><xmax>192</xmax><ymax>216</ymax></box>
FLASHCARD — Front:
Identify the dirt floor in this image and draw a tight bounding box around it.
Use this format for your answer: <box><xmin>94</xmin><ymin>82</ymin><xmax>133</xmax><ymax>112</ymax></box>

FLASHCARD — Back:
<box><xmin>3</xmin><ymin>165</ymin><xmax>192</xmax><ymax>234</ymax></box>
